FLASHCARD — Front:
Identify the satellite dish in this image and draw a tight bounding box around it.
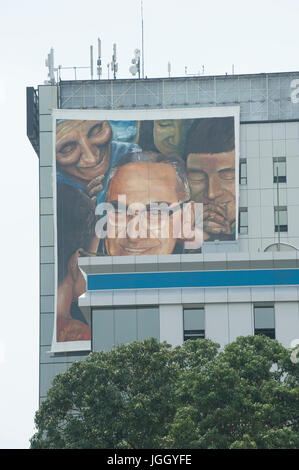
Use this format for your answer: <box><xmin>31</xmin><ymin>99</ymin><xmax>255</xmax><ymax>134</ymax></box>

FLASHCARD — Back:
<box><xmin>129</xmin><ymin>48</ymin><xmax>141</xmax><ymax>78</ymax></box>
<box><xmin>129</xmin><ymin>65</ymin><xmax>138</xmax><ymax>76</ymax></box>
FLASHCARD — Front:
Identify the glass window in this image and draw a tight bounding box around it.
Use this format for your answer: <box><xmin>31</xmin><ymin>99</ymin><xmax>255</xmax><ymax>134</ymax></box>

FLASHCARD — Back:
<box><xmin>114</xmin><ymin>308</ymin><xmax>137</xmax><ymax>346</ymax></box>
<box><xmin>274</xmin><ymin>206</ymin><xmax>288</xmax><ymax>232</ymax></box>
<box><xmin>183</xmin><ymin>307</ymin><xmax>205</xmax><ymax>341</ymax></box>
<box><xmin>254</xmin><ymin>305</ymin><xmax>275</xmax><ymax>339</ymax></box>
<box><xmin>137</xmin><ymin>307</ymin><xmax>160</xmax><ymax>342</ymax></box>
<box><xmin>239</xmin><ymin>207</ymin><xmax>248</xmax><ymax>235</ymax></box>
<box><xmin>239</xmin><ymin>159</ymin><xmax>247</xmax><ymax>185</ymax></box>
<box><xmin>273</xmin><ymin>157</ymin><xmax>286</xmax><ymax>183</ymax></box>
<box><xmin>92</xmin><ymin>306</ymin><xmax>159</xmax><ymax>351</ymax></box>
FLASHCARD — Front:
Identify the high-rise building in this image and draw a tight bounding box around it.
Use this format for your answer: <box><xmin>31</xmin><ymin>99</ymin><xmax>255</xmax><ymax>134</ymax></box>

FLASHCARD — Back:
<box><xmin>27</xmin><ymin>71</ymin><xmax>299</xmax><ymax>403</ymax></box>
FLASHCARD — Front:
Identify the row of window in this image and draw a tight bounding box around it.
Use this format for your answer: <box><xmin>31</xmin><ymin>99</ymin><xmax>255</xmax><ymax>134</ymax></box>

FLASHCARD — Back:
<box><xmin>239</xmin><ymin>206</ymin><xmax>288</xmax><ymax>234</ymax></box>
<box><xmin>239</xmin><ymin>157</ymin><xmax>286</xmax><ymax>185</ymax></box>
<box><xmin>92</xmin><ymin>305</ymin><xmax>276</xmax><ymax>351</ymax></box>
<box><xmin>183</xmin><ymin>305</ymin><xmax>275</xmax><ymax>341</ymax></box>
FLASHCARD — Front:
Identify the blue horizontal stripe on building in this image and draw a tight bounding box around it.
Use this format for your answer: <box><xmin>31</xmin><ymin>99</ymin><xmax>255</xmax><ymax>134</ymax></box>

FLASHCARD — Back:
<box><xmin>87</xmin><ymin>269</ymin><xmax>299</xmax><ymax>291</ymax></box>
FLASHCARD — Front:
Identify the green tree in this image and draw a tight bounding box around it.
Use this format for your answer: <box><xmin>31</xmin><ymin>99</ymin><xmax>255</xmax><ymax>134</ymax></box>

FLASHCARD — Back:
<box><xmin>165</xmin><ymin>335</ymin><xmax>299</xmax><ymax>449</ymax></box>
<box><xmin>30</xmin><ymin>336</ymin><xmax>299</xmax><ymax>449</ymax></box>
<box><xmin>31</xmin><ymin>338</ymin><xmax>182</xmax><ymax>449</ymax></box>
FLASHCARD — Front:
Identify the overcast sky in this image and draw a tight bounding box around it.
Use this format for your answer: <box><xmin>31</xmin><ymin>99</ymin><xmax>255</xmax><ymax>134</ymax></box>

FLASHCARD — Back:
<box><xmin>0</xmin><ymin>0</ymin><xmax>299</xmax><ymax>449</ymax></box>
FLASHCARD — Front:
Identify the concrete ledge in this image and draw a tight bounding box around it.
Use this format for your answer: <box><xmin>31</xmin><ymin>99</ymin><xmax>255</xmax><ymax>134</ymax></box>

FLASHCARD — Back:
<box><xmin>78</xmin><ymin>251</ymin><xmax>299</xmax><ymax>276</ymax></box>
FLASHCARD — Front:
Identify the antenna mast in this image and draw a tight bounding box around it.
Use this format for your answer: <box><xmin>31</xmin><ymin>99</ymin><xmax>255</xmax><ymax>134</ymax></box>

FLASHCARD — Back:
<box><xmin>129</xmin><ymin>49</ymin><xmax>141</xmax><ymax>78</ymax></box>
<box><xmin>90</xmin><ymin>45</ymin><xmax>94</xmax><ymax>79</ymax></box>
<box><xmin>97</xmin><ymin>38</ymin><xmax>102</xmax><ymax>79</ymax></box>
<box><xmin>141</xmin><ymin>0</ymin><xmax>144</xmax><ymax>78</ymax></box>
<box><xmin>45</xmin><ymin>48</ymin><xmax>56</xmax><ymax>84</ymax></box>
<box><xmin>111</xmin><ymin>43</ymin><xmax>118</xmax><ymax>80</ymax></box>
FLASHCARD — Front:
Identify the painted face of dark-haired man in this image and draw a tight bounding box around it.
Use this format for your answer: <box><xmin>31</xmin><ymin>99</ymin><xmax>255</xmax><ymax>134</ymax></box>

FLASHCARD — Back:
<box><xmin>187</xmin><ymin>150</ymin><xmax>235</xmax><ymax>237</ymax></box>
<box><xmin>185</xmin><ymin>117</ymin><xmax>236</xmax><ymax>240</ymax></box>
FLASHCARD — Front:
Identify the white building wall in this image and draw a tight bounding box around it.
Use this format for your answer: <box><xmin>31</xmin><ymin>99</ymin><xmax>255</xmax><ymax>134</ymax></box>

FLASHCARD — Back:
<box><xmin>228</xmin><ymin>303</ymin><xmax>253</xmax><ymax>342</ymax></box>
<box><xmin>275</xmin><ymin>302</ymin><xmax>299</xmax><ymax>348</ymax></box>
<box><xmin>205</xmin><ymin>303</ymin><xmax>229</xmax><ymax>348</ymax></box>
<box><xmin>159</xmin><ymin>304</ymin><xmax>183</xmax><ymax>346</ymax></box>
<box><xmin>238</xmin><ymin>121</ymin><xmax>299</xmax><ymax>252</ymax></box>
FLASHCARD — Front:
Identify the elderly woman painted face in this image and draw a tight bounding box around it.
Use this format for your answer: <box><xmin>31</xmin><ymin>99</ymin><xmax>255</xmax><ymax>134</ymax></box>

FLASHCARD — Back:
<box><xmin>56</xmin><ymin>120</ymin><xmax>112</xmax><ymax>198</ymax></box>
<box><xmin>153</xmin><ymin>119</ymin><xmax>193</xmax><ymax>158</ymax></box>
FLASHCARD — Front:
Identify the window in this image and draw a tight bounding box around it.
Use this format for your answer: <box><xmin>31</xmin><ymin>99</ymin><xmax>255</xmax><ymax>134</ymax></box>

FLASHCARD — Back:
<box><xmin>183</xmin><ymin>307</ymin><xmax>205</xmax><ymax>341</ymax></box>
<box><xmin>273</xmin><ymin>157</ymin><xmax>286</xmax><ymax>183</ymax></box>
<box><xmin>92</xmin><ymin>306</ymin><xmax>159</xmax><ymax>351</ymax></box>
<box><xmin>254</xmin><ymin>305</ymin><xmax>275</xmax><ymax>339</ymax></box>
<box><xmin>274</xmin><ymin>206</ymin><xmax>288</xmax><ymax>232</ymax></box>
<box><xmin>239</xmin><ymin>207</ymin><xmax>248</xmax><ymax>235</ymax></box>
<box><xmin>239</xmin><ymin>159</ymin><xmax>247</xmax><ymax>185</ymax></box>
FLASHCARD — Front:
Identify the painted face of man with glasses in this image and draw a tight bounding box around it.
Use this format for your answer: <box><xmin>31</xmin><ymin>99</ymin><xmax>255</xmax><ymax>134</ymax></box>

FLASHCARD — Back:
<box><xmin>102</xmin><ymin>152</ymin><xmax>197</xmax><ymax>256</ymax></box>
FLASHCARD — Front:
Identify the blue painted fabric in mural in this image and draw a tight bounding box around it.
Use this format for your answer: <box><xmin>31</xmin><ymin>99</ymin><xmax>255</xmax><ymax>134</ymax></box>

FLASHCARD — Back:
<box><xmin>110</xmin><ymin>121</ymin><xmax>138</xmax><ymax>143</ymax></box>
<box><xmin>56</xmin><ymin>140</ymin><xmax>141</xmax><ymax>203</ymax></box>
<box><xmin>56</xmin><ymin>171</ymin><xmax>85</xmax><ymax>192</ymax></box>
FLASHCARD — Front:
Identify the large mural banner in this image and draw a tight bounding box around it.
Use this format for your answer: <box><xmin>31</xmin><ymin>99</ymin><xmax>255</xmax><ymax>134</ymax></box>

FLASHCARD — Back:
<box><xmin>51</xmin><ymin>107</ymin><xmax>240</xmax><ymax>352</ymax></box>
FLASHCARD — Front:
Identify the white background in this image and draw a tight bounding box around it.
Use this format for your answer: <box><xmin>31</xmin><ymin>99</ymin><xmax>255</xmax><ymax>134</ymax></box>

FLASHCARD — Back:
<box><xmin>0</xmin><ymin>0</ymin><xmax>299</xmax><ymax>449</ymax></box>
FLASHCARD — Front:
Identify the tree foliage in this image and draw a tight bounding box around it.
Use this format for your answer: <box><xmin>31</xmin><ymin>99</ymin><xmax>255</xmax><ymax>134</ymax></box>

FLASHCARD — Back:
<box><xmin>30</xmin><ymin>336</ymin><xmax>299</xmax><ymax>449</ymax></box>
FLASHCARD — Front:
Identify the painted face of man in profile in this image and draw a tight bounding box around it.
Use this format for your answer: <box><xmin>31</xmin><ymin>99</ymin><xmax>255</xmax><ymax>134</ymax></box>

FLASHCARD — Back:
<box><xmin>105</xmin><ymin>161</ymin><xmax>185</xmax><ymax>256</ymax></box>
<box><xmin>184</xmin><ymin>117</ymin><xmax>236</xmax><ymax>240</ymax></box>
<box><xmin>56</xmin><ymin>120</ymin><xmax>112</xmax><ymax>188</ymax></box>
<box><xmin>186</xmin><ymin>150</ymin><xmax>235</xmax><ymax>238</ymax></box>
<box><xmin>153</xmin><ymin>120</ymin><xmax>192</xmax><ymax>158</ymax></box>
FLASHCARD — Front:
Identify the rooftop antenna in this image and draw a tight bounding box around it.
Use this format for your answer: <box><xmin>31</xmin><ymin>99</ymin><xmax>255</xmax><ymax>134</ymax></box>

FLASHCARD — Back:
<box><xmin>45</xmin><ymin>48</ymin><xmax>56</xmax><ymax>84</ymax></box>
<box><xmin>129</xmin><ymin>49</ymin><xmax>141</xmax><ymax>78</ymax></box>
<box><xmin>111</xmin><ymin>43</ymin><xmax>118</xmax><ymax>79</ymax></box>
<box><xmin>168</xmin><ymin>62</ymin><xmax>171</xmax><ymax>78</ymax></box>
<box><xmin>97</xmin><ymin>38</ymin><xmax>102</xmax><ymax>79</ymax></box>
<box><xmin>90</xmin><ymin>45</ymin><xmax>94</xmax><ymax>79</ymax></box>
<box><xmin>141</xmin><ymin>0</ymin><xmax>145</xmax><ymax>78</ymax></box>
<box><xmin>48</xmin><ymin>45</ymin><xmax>94</xmax><ymax>81</ymax></box>
<box><xmin>185</xmin><ymin>66</ymin><xmax>201</xmax><ymax>77</ymax></box>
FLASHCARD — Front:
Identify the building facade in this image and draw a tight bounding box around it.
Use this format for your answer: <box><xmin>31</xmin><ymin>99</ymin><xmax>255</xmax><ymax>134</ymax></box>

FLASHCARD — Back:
<box><xmin>27</xmin><ymin>72</ymin><xmax>299</xmax><ymax>402</ymax></box>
